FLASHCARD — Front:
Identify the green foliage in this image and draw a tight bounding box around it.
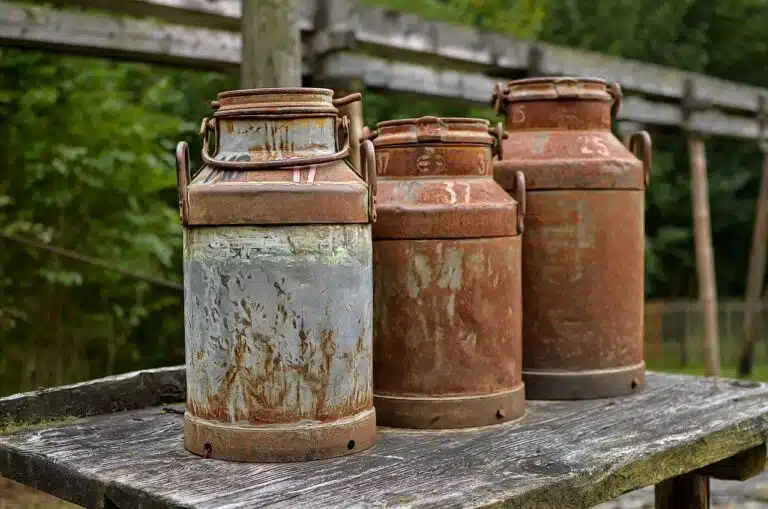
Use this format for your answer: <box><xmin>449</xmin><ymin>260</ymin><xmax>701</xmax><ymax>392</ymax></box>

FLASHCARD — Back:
<box><xmin>0</xmin><ymin>49</ymin><xmax>232</xmax><ymax>394</ymax></box>
<box><xmin>360</xmin><ymin>0</ymin><xmax>550</xmax><ymax>39</ymax></box>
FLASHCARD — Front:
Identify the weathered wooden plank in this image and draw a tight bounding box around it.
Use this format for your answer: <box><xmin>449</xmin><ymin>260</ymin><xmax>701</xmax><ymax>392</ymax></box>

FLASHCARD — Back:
<box><xmin>0</xmin><ymin>365</ymin><xmax>185</xmax><ymax>428</ymax></box>
<box><xmin>49</xmin><ymin>0</ymin><xmax>316</xmax><ymax>31</ymax></box>
<box><xmin>0</xmin><ymin>1</ymin><xmax>241</xmax><ymax>71</ymax></box>
<box><xmin>54</xmin><ymin>0</ymin><xmax>768</xmax><ymax>114</ymax></box>
<box><xmin>1</xmin><ymin>2</ymin><xmax>763</xmax><ymax>138</ymax></box>
<box><xmin>1</xmin><ymin>373</ymin><xmax>768</xmax><ymax>509</ymax></box>
<box><xmin>697</xmin><ymin>442</ymin><xmax>767</xmax><ymax>481</ymax></box>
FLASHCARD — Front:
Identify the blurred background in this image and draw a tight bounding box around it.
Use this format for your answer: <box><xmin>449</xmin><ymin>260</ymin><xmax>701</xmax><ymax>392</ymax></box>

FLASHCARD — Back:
<box><xmin>1</xmin><ymin>0</ymin><xmax>767</xmax><ymax>507</ymax></box>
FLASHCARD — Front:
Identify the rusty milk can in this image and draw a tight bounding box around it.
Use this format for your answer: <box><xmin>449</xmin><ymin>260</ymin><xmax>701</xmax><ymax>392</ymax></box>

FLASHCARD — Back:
<box><xmin>491</xmin><ymin>77</ymin><xmax>652</xmax><ymax>400</ymax></box>
<box><xmin>368</xmin><ymin>116</ymin><xmax>526</xmax><ymax>428</ymax></box>
<box><xmin>175</xmin><ymin>88</ymin><xmax>378</xmax><ymax>462</ymax></box>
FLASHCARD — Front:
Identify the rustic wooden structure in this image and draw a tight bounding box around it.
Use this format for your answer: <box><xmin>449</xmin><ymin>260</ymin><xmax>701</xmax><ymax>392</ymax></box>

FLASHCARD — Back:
<box><xmin>1</xmin><ymin>367</ymin><xmax>767</xmax><ymax>509</ymax></box>
<box><xmin>241</xmin><ymin>0</ymin><xmax>301</xmax><ymax>88</ymax></box>
<box><xmin>1</xmin><ymin>0</ymin><xmax>767</xmax><ymax>140</ymax></box>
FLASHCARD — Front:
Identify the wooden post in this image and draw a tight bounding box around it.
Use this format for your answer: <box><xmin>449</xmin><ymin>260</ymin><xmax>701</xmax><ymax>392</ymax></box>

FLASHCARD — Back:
<box><xmin>689</xmin><ymin>135</ymin><xmax>721</xmax><ymax>377</ymax></box>
<box><xmin>655</xmin><ymin>473</ymin><xmax>710</xmax><ymax>509</ymax></box>
<box><xmin>684</xmin><ymin>79</ymin><xmax>721</xmax><ymax>377</ymax></box>
<box><xmin>241</xmin><ymin>0</ymin><xmax>302</xmax><ymax>88</ymax></box>
<box><xmin>311</xmin><ymin>0</ymin><xmax>365</xmax><ymax>170</ymax></box>
<box><xmin>738</xmin><ymin>97</ymin><xmax>768</xmax><ymax>377</ymax></box>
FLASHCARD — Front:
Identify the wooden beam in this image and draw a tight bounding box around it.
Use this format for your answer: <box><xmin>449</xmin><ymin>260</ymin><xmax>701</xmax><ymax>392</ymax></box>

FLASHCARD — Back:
<box><xmin>655</xmin><ymin>472</ymin><xmax>710</xmax><ymax>509</ymax></box>
<box><xmin>0</xmin><ymin>2</ymin><xmax>763</xmax><ymax>139</ymax></box>
<box><xmin>0</xmin><ymin>1</ymin><xmax>241</xmax><ymax>72</ymax></box>
<box><xmin>50</xmin><ymin>0</ymin><xmax>316</xmax><ymax>31</ymax></box>
<box><xmin>739</xmin><ymin>100</ymin><xmax>768</xmax><ymax>376</ymax></box>
<box><xmin>0</xmin><ymin>366</ymin><xmax>186</xmax><ymax>428</ymax></box>
<box><xmin>54</xmin><ymin>0</ymin><xmax>768</xmax><ymax>115</ymax></box>
<box><xmin>697</xmin><ymin>443</ymin><xmax>767</xmax><ymax>481</ymax></box>
<box><xmin>241</xmin><ymin>0</ymin><xmax>302</xmax><ymax>87</ymax></box>
<box><xmin>688</xmin><ymin>134</ymin><xmax>721</xmax><ymax>377</ymax></box>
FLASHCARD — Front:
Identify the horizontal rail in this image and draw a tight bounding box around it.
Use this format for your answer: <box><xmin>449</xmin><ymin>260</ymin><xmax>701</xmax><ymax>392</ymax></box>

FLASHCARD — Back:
<box><xmin>0</xmin><ymin>1</ymin><xmax>763</xmax><ymax>139</ymax></box>
<box><xmin>50</xmin><ymin>0</ymin><xmax>768</xmax><ymax>115</ymax></box>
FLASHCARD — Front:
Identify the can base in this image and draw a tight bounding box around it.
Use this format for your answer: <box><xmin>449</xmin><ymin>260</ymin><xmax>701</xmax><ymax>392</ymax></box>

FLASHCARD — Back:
<box><xmin>523</xmin><ymin>362</ymin><xmax>645</xmax><ymax>400</ymax></box>
<box><xmin>374</xmin><ymin>385</ymin><xmax>525</xmax><ymax>429</ymax></box>
<box><xmin>184</xmin><ymin>407</ymin><xmax>376</xmax><ymax>463</ymax></box>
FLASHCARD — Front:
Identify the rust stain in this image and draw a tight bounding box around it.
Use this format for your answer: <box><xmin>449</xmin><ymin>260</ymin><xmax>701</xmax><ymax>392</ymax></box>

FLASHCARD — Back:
<box><xmin>371</xmin><ymin>116</ymin><xmax>524</xmax><ymax>427</ymax></box>
<box><xmin>493</xmin><ymin>76</ymin><xmax>647</xmax><ymax>399</ymax></box>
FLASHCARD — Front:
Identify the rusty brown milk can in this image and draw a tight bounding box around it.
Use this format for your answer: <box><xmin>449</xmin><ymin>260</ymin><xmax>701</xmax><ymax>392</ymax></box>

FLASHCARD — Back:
<box><xmin>367</xmin><ymin>116</ymin><xmax>526</xmax><ymax>428</ymax></box>
<box><xmin>492</xmin><ymin>77</ymin><xmax>652</xmax><ymax>400</ymax></box>
<box><xmin>175</xmin><ymin>88</ymin><xmax>378</xmax><ymax>462</ymax></box>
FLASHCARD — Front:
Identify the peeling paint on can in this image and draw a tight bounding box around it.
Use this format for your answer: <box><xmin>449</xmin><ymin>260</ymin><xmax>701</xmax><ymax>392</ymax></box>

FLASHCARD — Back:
<box><xmin>184</xmin><ymin>225</ymin><xmax>372</xmax><ymax>425</ymax></box>
<box><xmin>176</xmin><ymin>88</ymin><xmax>376</xmax><ymax>462</ymax></box>
<box><xmin>493</xmin><ymin>77</ymin><xmax>652</xmax><ymax>400</ymax></box>
<box><xmin>368</xmin><ymin>117</ymin><xmax>525</xmax><ymax>429</ymax></box>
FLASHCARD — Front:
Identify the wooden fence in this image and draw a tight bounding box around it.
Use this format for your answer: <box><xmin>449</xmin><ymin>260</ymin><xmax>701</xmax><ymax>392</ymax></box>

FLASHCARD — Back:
<box><xmin>645</xmin><ymin>300</ymin><xmax>768</xmax><ymax>368</ymax></box>
<box><xmin>1</xmin><ymin>0</ymin><xmax>767</xmax><ymax>140</ymax></box>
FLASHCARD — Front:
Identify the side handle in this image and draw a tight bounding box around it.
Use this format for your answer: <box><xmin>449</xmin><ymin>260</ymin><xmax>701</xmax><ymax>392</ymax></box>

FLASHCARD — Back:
<box><xmin>360</xmin><ymin>139</ymin><xmax>378</xmax><ymax>223</ymax></box>
<box><xmin>175</xmin><ymin>141</ymin><xmax>190</xmax><ymax>225</ymax></box>
<box><xmin>512</xmin><ymin>170</ymin><xmax>526</xmax><ymax>234</ymax></box>
<box><xmin>628</xmin><ymin>130</ymin><xmax>652</xmax><ymax>187</ymax></box>
<box><xmin>334</xmin><ymin>93</ymin><xmax>364</xmax><ymax>172</ymax></box>
<box><xmin>607</xmin><ymin>81</ymin><xmax>623</xmax><ymax>119</ymax></box>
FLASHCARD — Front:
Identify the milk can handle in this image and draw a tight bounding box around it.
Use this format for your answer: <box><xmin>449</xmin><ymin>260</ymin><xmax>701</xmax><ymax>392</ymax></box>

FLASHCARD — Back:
<box><xmin>175</xmin><ymin>141</ymin><xmax>190</xmax><ymax>225</ymax></box>
<box><xmin>360</xmin><ymin>139</ymin><xmax>378</xmax><ymax>223</ymax></box>
<box><xmin>628</xmin><ymin>130</ymin><xmax>652</xmax><ymax>186</ymax></box>
<box><xmin>607</xmin><ymin>82</ymin><xmax>623</xmax><ymax>119</ymax></box>
<box><xmin>332</xmin><ymin>92</ymin><xmax>362</xmax><ymax>107</ymax></box>
<box><xmin>199</xmin><ymin>116</ymin><xmax>352</xmax><ymax>169</ymax></box>
<box><xmin>489</xmin><ymin>122</ymin><xmax>508</xmax><ymax>160</ymax></box>
<box><xmin>512</xmin><ymin>170</ymin><xmax>526</xmax><ymax>234</ymax></box>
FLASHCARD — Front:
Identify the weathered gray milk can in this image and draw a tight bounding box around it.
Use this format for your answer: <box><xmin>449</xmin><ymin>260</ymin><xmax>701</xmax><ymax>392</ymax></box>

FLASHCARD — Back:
<box><xmin>175</xmin><ymin>88</ymin><xmax>378</xmax><ymax>462</ymax></box>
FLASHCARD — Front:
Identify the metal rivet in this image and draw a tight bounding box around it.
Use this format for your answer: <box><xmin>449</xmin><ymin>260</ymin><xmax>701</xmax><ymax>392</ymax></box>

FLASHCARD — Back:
<box><xmin>203</xmin><ymin>442</ymin><xmax>212</xmax><ymax>459</ymax></box>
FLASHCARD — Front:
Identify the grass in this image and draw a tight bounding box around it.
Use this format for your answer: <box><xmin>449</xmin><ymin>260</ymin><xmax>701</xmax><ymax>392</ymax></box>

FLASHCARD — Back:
<box><xmin>647</xmin><ymin>362</ymin><xmax>768</xmax><ymax>381</ymax></box>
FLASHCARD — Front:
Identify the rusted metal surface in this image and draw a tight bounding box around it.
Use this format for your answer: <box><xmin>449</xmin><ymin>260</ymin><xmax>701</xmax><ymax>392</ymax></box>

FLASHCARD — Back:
<box><xmin>177</xmin><ymin>87</ymin><xmax>376</xmax><ymax>462</ymax></box>
<box><xmin>370</xmin><ymin>117</ymin><xmax>519</xmax><ymax>239</ymax></box>
<box><xmin>370</xmin><ymin>116</ymin><xmax>525</xmax><ymax>428</ymax></box>
<box><xmin>183</xmin><ymin>225</ymin><xmax>374</xmax><ymax>461</ymax></box>
<box><xmin>493</xmin><ymin>76</ymin><xmax>652</xmax><ymax>400</ymax></box>
<box><xmin>180</xmin><ymin>88</ymin><xmax>375</xmax><ymax>226</ymax></box>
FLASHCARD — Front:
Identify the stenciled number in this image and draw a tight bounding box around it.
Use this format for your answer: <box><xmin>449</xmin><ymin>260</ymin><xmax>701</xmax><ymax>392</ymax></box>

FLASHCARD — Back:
<box><xmin>578</xmin><ymin>135</ymin><xmax>610</xmax><ymax>157</ymax></box>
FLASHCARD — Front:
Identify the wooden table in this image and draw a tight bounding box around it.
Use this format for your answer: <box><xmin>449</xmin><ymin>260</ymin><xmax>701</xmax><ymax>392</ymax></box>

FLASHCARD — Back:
<box><xmin>1</xmin><ymin>367</ymin><xmax>767</xmax><ymax>509</ymax></box>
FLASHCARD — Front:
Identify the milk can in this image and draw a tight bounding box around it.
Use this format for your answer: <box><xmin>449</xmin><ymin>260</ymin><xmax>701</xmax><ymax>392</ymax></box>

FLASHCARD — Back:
<box><xmin>491</xmin><ymin>77</ymin><xmax>652</xmax><ymax>400</ymax></box>
<box><xmin>367</xmin><ymin>116</ymin><xmax>526</xmax><ymax>428</ymax></box>
<box><xmin>175</xmin><ymin>88</ymin><xmax>377</xmax><ymax>462</ymax></box>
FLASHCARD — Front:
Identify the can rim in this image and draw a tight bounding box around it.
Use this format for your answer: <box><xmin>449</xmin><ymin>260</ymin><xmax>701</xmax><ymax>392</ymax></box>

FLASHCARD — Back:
<box><xmin>217</xmin><ymin>87</ymin><xmax>334</xmax><ymax>99</ymax></box>
<box><xmin>375</xmin><ymin>116</ymin><xmax>491</xmax><ymax>129</ymax></box>
<box><xmin>505</xmin><ymin>76</ymin><xmax>608</xmax><ymax>87</ymax></box>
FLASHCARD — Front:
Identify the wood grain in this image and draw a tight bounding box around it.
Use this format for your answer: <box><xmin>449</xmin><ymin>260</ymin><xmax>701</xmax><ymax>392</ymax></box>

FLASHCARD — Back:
<box><xmin>0</xmin><ymin>2</ymin><xmax>763</xmax><ymax>139</ymax></box>
<box><xmin>1</xmin><ymin>373</ymin><xmax>768</xmax><ymax>509</ymax></box>
<box><xmin>241</xmin><ymin>0</ymin><xmax>302</xmax><ymax>88</ymax></box>
<box><xmin>655</xmin><ymin>472</ymin><xmax>710</xmax><ymax>509</ymax></box>
<box><xmin>0</xmin><ymin>366</ymin><xmax>185</xmax><ymax>428</ymax></box>
<box><xmin>697</xmin><ymin>442</ymin><xmax>767</xmax><ymax>481</ymax></box>
<box><xmin>46</xmin><ymin>0</ymin><xmax>768</xmax><ymax>114</ymax></box>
